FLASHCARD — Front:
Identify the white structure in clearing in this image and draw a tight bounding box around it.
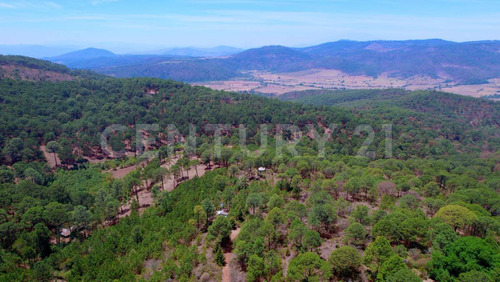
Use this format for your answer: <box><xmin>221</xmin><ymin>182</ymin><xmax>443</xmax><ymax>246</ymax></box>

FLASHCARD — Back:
<box><xmin>216</xmin><ymin>210</ymin><xmax>228</xmax><ymax>216</ymax></box>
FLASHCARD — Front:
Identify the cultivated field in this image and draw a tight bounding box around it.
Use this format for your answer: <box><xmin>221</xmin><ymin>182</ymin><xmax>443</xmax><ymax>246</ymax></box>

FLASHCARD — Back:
<box><xmin>195</xmin><ymin>69</ymin><xmax>500</xmax><ymax>97</ymax></box>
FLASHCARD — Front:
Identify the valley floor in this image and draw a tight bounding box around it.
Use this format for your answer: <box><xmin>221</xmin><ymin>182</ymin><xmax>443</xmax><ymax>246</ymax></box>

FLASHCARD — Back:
<box><xmin>195</xmin><ymin>69</ymin><xmax>500</xmax><ymax>98</ymax></box>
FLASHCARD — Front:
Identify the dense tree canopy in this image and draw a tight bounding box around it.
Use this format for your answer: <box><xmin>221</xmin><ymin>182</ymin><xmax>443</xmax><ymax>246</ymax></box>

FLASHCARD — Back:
<box><xmin>0</xmin><ymin>58</ymin><xmax>499</xmax><ymax>280</ymax></box>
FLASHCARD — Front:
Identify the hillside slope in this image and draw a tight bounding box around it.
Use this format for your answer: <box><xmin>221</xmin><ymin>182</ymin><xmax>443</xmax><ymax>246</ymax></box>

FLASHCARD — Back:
<box><xmin>0</xmin><ymin>56</ymin><xmax>499</xmax><ymax>281</ymax></box>
<box><xmin>282</xmin><ymin>89</ymin><xmax>500</xmax><ymax>128</ymax></box>
<box><xmin>0</xmin><ymin>55</ymin><xmax>104</xmax><ymax>82</ymax></box>
<box><xmin>1</xmin><ymin>57</ymin><xmax>499</xmax><ymax>167</ymax></box>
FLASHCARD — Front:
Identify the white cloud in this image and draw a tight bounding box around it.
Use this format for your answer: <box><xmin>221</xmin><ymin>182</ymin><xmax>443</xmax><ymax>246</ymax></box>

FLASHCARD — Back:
<box><xmin>0</xmin><ymin>2</ymin><xmax>15</xmax><ymax>8</ymax></box>
<box><xmin>0</xmin><ymin>1</ymin><xmax>61</xmax><ymax>9</ymax></box>
<box><xmin>45</xmin><ymin>1</ymin><xmax>61</xmax><ymax>9</ymax></box>
<box><xmin>91</xmin><ymin>0</ymin><xmax>119</xmax><ymax>5</ymax></box>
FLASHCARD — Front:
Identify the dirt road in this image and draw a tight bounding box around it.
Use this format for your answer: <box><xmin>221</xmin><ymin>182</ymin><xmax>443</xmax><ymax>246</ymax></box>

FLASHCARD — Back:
<box><xmin>222</xmin><ymin>227</ymin><xmax>241</xmax><ymax>282</ymax></box>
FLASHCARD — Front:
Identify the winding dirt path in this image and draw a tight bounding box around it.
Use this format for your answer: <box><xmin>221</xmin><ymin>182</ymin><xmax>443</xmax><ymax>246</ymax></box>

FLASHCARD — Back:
<box><xmin>222</xmin><ymin>227</ymin><xmax>241</xmax><ymax>282</ymax></box>
<box><xmin>222</xmin><ymin>253</ymin><xmax>232</xmax><ymax>282</ymax></box>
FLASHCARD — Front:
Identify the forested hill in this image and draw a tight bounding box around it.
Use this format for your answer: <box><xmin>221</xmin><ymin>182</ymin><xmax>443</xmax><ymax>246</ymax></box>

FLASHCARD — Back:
<box><xmin>0</xmin><ymin>55</ymin><xmax>104</xmax><ymax>82</ymax></box>
<box><xmin>281</xmin><ymin>89</ymin><xmax>500</xmax><ymax>128</ymax></box>
<box><xmin>1</xmin><ymin>56</ymin><xmax>500</xmax><ymax>281</ymax></box>
<box><xmin>0</xmin><ymin>56</ymin><xmax>499</xmax><ymax>166</ymax></box>
<box><xmin>1</xmin><ymin>72</ymin><xmax>499</xmax><ymax>167</ymax></box>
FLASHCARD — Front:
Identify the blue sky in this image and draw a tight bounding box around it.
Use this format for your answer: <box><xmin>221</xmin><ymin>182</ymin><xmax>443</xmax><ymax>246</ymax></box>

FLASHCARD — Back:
<box><xmin>0</xmin><ymin>0</ymin><xmax>499</xmax><ymax>52</ymax></box>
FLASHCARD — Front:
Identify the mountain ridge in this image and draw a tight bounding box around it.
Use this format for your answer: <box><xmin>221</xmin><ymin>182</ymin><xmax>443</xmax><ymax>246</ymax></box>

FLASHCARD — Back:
<box><xmin>44</xmin><ymin>39</ymin><xmax>500</xmax><ymax>86</ymax></box>
<box><xmin>157</xmin><ymin>46</ymin><xmax>243</xmax><ymax>57</ymax></box>
<box><xmin>49</xmin><ymin>47</ymin><xmax>116</xmax><ymax>60</ymax></box>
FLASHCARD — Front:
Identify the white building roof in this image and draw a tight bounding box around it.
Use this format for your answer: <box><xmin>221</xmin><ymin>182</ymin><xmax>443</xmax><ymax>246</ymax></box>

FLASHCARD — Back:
<box><xmin>216</xmin><ymin>210</ymin><xmax>228</xmax><ymax>216</ymax></box>
<box><xmin>61</xmin><ymin>228</ymin><xmax>71</xmax><ymax>237</ymax></box>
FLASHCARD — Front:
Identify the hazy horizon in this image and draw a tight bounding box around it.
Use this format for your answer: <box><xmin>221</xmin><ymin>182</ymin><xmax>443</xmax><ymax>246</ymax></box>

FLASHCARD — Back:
<box><xmin>2</xmin><ymin>37</ymin><xmax>500</xmax><ymax>58</ymax></box>
<box><xmin>1</xmin><ymin>0</ymin><xmax>499</xmax><ymax>52</ymax></box>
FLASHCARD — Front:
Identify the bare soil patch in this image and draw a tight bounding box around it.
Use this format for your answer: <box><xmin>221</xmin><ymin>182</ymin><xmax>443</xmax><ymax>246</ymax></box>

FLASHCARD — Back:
<box><xmin>195</xmin><ymin>69</ymin><xmax>500</xmax><ymax>98</ymax></box>
<box><xmin>118</xmin><ymin>155</ymin><xmax>212</xmax><ymax>218</ymax></box>
<box><xmin>40</xmin><ymin>145</ymin><xmax>60</xmax><ymax>169</ymax></box>
<box><xmin>0</xmin><ymin>65</ymin><xmax>74</xmax><ymax>82</ymax></box>
<box><xmin>109</xmin><ymin>165</ymin><xmax>139</xmax><ymax>179</ymax></box>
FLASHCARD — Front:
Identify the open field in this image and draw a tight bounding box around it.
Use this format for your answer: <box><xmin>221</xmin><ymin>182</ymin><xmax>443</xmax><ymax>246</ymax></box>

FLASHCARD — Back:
<box><xmin>194</xmin><ymin>69</ymin><xmax>500</xmax><ymax>97</ymax></box>
<box><xmin>439</xmin><ymin>78</ymin><xmax>500</xmax><ymax>98</ymax></box>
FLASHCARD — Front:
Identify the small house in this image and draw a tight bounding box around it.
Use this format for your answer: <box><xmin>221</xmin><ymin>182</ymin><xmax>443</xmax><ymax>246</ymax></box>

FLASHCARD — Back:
<box><xmin>216</xmin><ymin>210</ymin><xmax>228</xmax><ymax>216</ymax></box>
<box><xmin>61</xmin><ymin>228</ymin><xmax>71</xmax><ymax>238</ymax></box>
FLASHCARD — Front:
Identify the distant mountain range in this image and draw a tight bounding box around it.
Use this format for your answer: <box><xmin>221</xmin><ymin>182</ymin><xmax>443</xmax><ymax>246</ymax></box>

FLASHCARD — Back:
<box><xmin>0</xmin><ymin>45</ymin><xmax>78</xmax><ymax>58</ymax></box>
<box><xmin>50</xmin><ymin>47</ymin><xmax>116</xmax><ymax>61</ymax></box>
<box><xmin>0</xmin><ymin>45</ymin><xmax>242</xmax><ymax>59</ymax></box>
<box><xmin>47</xmin><ymin>46</ymin><xmax>243</xmax><ymax>68</ymax></box>
<box><xmin>41</xmin><ymin>39</ymin><xmax>500</xmax><ymax>85</ymax></box>
<box><xmin>47</xmin><ymin>48</ymin><xmax>173</xmax><ymax>70</ymax></box>
<box><xmin>155</xmin><ymin>46</ymin><xmax>243</xmax><ymax>57</ymax></box>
